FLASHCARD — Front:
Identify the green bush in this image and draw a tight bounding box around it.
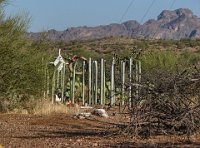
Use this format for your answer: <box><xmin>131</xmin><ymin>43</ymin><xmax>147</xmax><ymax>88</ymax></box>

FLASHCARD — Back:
<box><xmin>0</xmin><ymin>0</ymin><xmax>49</xmax><ymax>110</ymax></box>
<box><xmin>141</xmin><ymin>50</ymin><xmax>179</xmax><ymax>73</ymax></box>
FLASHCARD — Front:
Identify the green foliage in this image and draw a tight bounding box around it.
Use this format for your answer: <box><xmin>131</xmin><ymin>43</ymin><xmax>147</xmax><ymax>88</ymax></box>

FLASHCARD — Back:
<box><xmin>141</xmin><ymin>49</ymin><xmax>200</xmax><ymax>89</ymax></box>
<box><xmin>141</xmin><ymin>50</ymin><xmax>179</xmax><ymax>73</ymax></box>
<box><xmin>180</xmin><ymin>50</ymin><xmax>200</xmax><ymax>65</ymax></box>
<box><xmin>0</xmin><ymin>1</ymin><xmax>46</xmax><ymax>111</ymax></box>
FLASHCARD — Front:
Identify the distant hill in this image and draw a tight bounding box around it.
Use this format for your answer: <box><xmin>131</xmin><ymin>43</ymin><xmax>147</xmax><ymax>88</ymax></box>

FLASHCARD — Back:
<box><xmin>28</xmin><ymin>8</ymin><xmax>200</xmax><ymax>42</ymax></box>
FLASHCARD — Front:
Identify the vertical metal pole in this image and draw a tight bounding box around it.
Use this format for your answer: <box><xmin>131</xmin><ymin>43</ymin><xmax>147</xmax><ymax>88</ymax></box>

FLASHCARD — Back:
<box><xmin>100</xmin><ymin>59</ymin><xmax>104</xmax><ymax>105</ymax></box>
<box><xmin>91</xmin><ymin>61</ymin><xmax>94</xmax><ymax>105</ymax></box>
<box><xmin>121</xmin><ymin>61</ymin><xmax>125</xmax><ymax>106</ymax></box>
<box><xmin>88</xmin><ymin>58</ymin><xmax>92</xmax><ymax>105</ymax></box>
<box><xmin>113</xmin><ymin>57</ymin><xmax>116</xmax><ymax>104</ymax></box>
<box><xmin>82</xmin><ymin>61</ymin><xmax>85</xmax><ymax>105</ymax></box>
<box><xmin>47</xmin><ymin>67</ymin><xmax>50</xmax><ymax>97</ymax></box>
<box><xmin>57</xmin><ymin>70</ymin><xmax>60</xmax><ymax>88</ymax></box>
<box><xmin>129</xmin><ymin>57</ymin><xmax>133</xmax><ymax>108</ymax></box>
<box><xmin>135</xmin><ymin>61</ymin><xmax>138</xmax><ymax>101</ymax></box>
<box><xmin>60</xmin><ymin>65</ymin><xmax>63</xmax><ymax>101</ymax></box>
<box><xmin>94</xmin><ymin>61</ymin><xmax>98</xmax><ymax>105</ymax></box>
<box><xmin>110</xmin><ymin>57</ymin><xmax>115</xmax><ymax>106</ymax></box>
<box><xmin>44</xmin><ymin>62</ymin><xmax>46</xmax><ymax>99</ymax></box>
<box><xmin>135</xmin><ymin>61</ymin><xmax>139</xmax><ymax>103</ymax></box>
<box><xmin>139</xmin><ymin>61</ymin><xmax>142</xmax><ymax>84</ymax></box>
<box><xmin>135</xmin><ymin>60</ymin><xmax>141</xmax><ymax>103</ymax></box>
<box><xmin>70</xmin><ymin>72</ymin><xmax>73</xmax><ymax>103</ymax></box>
<box><xmin>72</xmin><ymin>62</ymin><xmax>77</xmax><ymax>104</ymax></box>
<box><xmin>138</xmin><ymin>60</ymin><xmax>142</xmax><ymax>103</ymax></box>
<box><xmin>103</xmin><ymin>60</ymin><xmax>106</xmax><ymax>105</ymax></box>
<box><xmin>61</xmin><ymin>63</ymin><xmax>65</xmax><ymax>103</ymax></box>
<box><xmin>52</xmin><ymin>69</ymin><xmax>56</xmax><ymax>104</ymax></box>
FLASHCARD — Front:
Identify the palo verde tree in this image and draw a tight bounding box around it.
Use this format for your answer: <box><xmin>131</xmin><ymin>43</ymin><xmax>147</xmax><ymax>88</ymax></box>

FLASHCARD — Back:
<box><xmin>0</xmin><ymin>0</ymin><xmax>46</xmax><ymax>110</ymax></box>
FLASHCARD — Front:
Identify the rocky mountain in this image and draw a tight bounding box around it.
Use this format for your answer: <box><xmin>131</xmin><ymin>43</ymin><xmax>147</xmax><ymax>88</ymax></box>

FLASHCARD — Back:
<box><xmin>29</xmin><ymin>8</ymin><xmax>200</xmax><ymax>41</ymax></box>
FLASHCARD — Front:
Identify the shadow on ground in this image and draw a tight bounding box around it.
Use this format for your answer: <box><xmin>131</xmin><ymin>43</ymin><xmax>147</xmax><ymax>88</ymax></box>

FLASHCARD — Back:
<box><xmin>107</xmin><ymin>141</ymin><xmax>200</xmax><ymax>148</ymax></box>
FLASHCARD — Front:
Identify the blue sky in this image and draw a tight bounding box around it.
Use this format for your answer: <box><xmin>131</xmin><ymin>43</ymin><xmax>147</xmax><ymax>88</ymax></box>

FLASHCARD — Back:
<box><xmin>5</xmin><ymin>0</ymin><xmax>200</xmax><ymax>32</ymax></box>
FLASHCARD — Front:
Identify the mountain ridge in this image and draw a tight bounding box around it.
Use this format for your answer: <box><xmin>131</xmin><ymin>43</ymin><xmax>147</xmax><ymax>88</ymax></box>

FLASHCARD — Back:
<box><xmin>29</xmin><ymin>8</ymin><xmax>200</xmax><ymax>42</ymax></box>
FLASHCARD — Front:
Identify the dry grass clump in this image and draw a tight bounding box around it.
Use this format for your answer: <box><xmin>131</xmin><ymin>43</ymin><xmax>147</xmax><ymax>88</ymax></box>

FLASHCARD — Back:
<box><xmin>33</xmin><ymin>100</ymin><xmax>80</xmax><ymax>115</ymax></box>
<box><xmin>0</xmin><ymin>98</ymin><xmax>80</xmax><ymax>115</ymax></box>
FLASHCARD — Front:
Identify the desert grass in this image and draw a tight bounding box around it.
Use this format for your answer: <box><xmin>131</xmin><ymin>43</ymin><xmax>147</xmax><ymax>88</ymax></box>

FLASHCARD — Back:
<box><xmin>33</xmin><ymin>99</ymin><xmax>80</xmax><ymax>115</ymax></box>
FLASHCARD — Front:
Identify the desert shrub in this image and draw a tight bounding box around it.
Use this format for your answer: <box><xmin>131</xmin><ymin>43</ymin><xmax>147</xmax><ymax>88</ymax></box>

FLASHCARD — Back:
<box><xmin>125</xmin><ymin>67</ymin><xmax>200</xmax><ymax>138</ymax></box>
<box><xmin>0</xmin><ymin>0</ymin><xmax>51</xmax><ymax>111</ymax></box>
<box><xmin>141</xmin><ymin>50</ymin><xmax>180</xmax><ymax>73</ymax></box>
<box><xmin>118</xmin><ymin>47</ymin><xmax>200</xmax><ymax>138</ymax></box>
<box><xmin>180</xmin><ymin>50</ymin><xmax>200</xmax><ymax>66</ymax></box>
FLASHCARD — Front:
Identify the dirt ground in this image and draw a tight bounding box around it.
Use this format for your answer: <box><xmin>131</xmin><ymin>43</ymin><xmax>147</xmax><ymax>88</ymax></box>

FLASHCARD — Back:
<box><xmin>0</xmin><ymin>108</ymin><xmax>200</xmax><ymax>148</ymax></box>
